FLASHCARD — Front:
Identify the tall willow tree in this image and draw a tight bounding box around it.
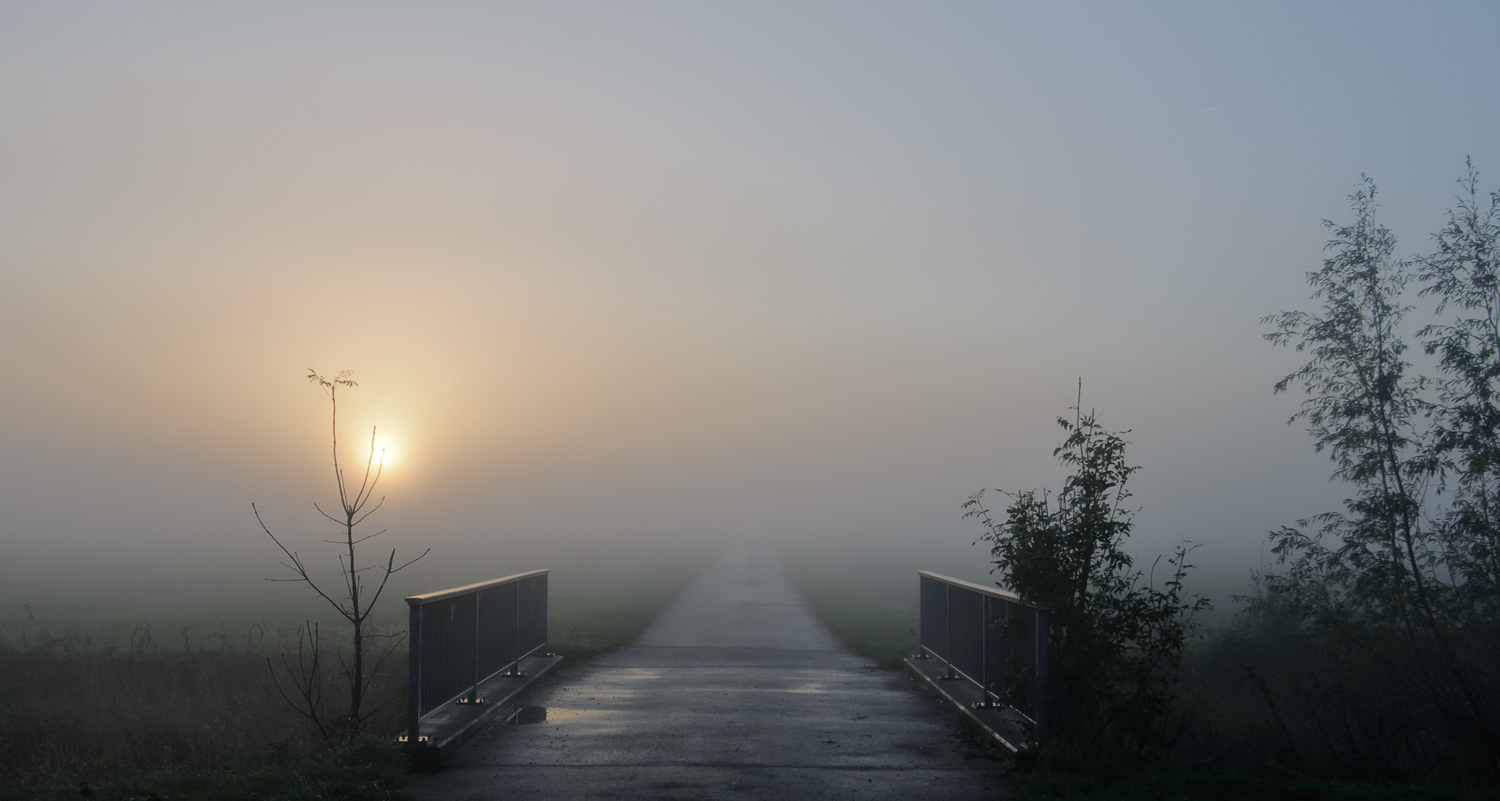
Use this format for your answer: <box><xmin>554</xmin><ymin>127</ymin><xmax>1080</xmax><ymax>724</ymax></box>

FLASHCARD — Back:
<box><xmin>1418</xmin><ymin>159</ymin><xmax>1500</xmax><ymax>620</ymax></box>
<box><xmin>1262</xmin><ymin>173</ymin><xmax>1500</xmax><ymax>776</ymax></box>
<box><xmin>1261</xmin><ymin>176</ymin><xmax>1433</xmax><ymax>638</ymax></box>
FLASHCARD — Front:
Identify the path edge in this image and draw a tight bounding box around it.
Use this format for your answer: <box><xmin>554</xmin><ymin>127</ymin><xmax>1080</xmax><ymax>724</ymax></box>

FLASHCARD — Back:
<box><xmin>404</xmin><ymin>653</ymin><xmax>564</xmax><ymax>769</ymax></box>
<box><xmin>902</xmin><ymin>655</ymin><xmax>1034</xmax><ymax>759</ymax></box>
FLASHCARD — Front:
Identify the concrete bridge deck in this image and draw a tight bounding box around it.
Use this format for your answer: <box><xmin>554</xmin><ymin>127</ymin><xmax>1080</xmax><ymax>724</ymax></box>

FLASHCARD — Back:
<box><xmin>407</xmin><ymin>548</ymin><xmax>1010</xmax><ymax>800</ymax></box>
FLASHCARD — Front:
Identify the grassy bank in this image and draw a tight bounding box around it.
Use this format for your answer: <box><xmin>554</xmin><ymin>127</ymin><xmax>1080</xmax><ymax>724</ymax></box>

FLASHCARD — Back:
<box><xmin>780</xmin><ymin>547</ymin><xmax>917</xmax><ymax>669</ymax></box>
<box><xmin>0</xmin><ymin>545</ymin><xmax>712</xmax><ymax>795</ymax></box>
<box><xmin>0</xmin><ymin>740</ymin><xmax>412</xmax><ymax>801</ymax></box>
<box><xmin>546</xmin><ymin>545</ymin><xmax>715</xmax><ymax>660</ymax></box>
<box><xmin>0</xmin><ymin>635</ymin><xmax>401</xmax><ymax>783</ymax></box>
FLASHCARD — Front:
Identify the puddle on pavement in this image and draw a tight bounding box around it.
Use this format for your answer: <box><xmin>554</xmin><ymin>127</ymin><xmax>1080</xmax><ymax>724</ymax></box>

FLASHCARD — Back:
<box><xmin>508</xmin><ymin>705</ymin><xmax>610</xmax><ymax>725</ymax></box>
<box><xmin>512</xmin><ymin>706</ymin><xmax>548</xmax><ymax>724</ymax></box>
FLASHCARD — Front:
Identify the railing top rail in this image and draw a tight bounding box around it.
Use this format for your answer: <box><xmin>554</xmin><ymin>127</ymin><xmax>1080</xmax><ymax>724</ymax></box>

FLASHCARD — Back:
<box><xmin>405</xmin><ymin>568</ymin><xmax>550</xmax><ymax>606</ymax></box>
<box><xmin>918</xmin><ymin>570</ymin><xmax>1045</xmax><ymax>607</ymax></box>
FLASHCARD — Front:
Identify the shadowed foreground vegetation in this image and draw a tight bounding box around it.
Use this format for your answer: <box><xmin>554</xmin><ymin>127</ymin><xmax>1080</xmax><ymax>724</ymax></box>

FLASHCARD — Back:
<box><xmin>0</xmin><ymin>627</ymin><xmax>407</xmax><ymax>782</ymax></box>
<box><xmin>789</xmin><ymin>563</ymin><xmax>1500</xmax><ymax>800</ymax></box>
<box><xmin>0</xmin><ymin>547</ymin><xmax>709</xmax><ymax>797</ymax></box>
<box><xmin>1012</xmin><ymin>768</ymin><xmax>1500</xmax><ymax>801</ymax></box>
<box><xmin>0</xmin><ymin>739</ymin><xmax>412</xmax><ymax>801</ymax></box>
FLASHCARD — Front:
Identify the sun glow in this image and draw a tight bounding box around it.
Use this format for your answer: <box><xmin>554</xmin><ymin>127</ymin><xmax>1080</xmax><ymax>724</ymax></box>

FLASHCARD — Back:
<box><xmin>348</xmin><ymin>426</ymin><xmax>399</xmax><ymax>473</ymax></box>
<box><xmin>372</xmin><ymin>439</ymin><xmax>397</xmax><ymax>469</ymax></box>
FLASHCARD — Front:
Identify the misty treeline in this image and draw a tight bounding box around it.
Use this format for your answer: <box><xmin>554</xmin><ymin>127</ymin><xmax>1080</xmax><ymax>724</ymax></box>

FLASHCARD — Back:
<box><xmin>968</xmin><ymin>162</ymin><xmax>1500</xmax><ymax>783</ymax></box>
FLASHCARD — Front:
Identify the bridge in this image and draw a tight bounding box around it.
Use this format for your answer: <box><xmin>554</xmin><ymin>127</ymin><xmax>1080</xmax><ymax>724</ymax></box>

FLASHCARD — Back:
<box><xmin>402</xmin><ymin>548</ymin><xmax>1030</xmax><ymax>800</ymax></box>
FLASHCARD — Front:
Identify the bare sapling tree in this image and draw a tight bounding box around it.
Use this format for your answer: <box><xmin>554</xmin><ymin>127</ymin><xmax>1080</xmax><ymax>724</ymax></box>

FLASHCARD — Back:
<box><xmin>253</xmin><ymin>369</ymin><xmax>429</xmax><ymax>745</ymax></box>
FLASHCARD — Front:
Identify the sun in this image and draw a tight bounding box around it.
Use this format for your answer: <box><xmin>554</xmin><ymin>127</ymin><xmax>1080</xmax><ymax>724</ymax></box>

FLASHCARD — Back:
<box><xmin>370</xmin><ymin>438</ymin><xmax>398</xmax><ymax>469</ymax></box>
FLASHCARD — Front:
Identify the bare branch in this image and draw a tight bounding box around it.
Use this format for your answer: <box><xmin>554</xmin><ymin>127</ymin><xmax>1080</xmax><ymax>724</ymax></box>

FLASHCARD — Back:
<box><xmin>255</xmin><ymin>503</ymin><xmax>351</xmax><ymax>617</ymax></box>
<box><xmin>265</xmin><ymin>621</ymin><xmax>334</xmax><ymax>748</ymax></box>
<box><xmin>345</xmin><ymin>527</ymin><xmax>389</xmax><ymax>546</ymax></box>
<box><xmin>352</xmin><ymin>426</ymin><xmax>382</xmax><ymax>512</ymax></box>
<box><xmin>360</xmin><ymin>680</ymin><xmax>409</xmax><ymax>722</ymax></box>
<box><xmin>312</xmin><ymin>502</ymin><xmax>345</xmax><ymax>525</ymax></box>
<box><xmin>364</xmin><ymin>636</ymin><xmax>406</xmax><ymax>687</ymax></box>
<box><xmin>352</xmin><ymin>498</ymin><xmax>387</xmax><ymax>528</ymax></box>
<box><xmin>364</xmin><ymin>629</ymin><xmax>408</xmax><ymax>640</ymax></box>
<box><xmin>337</xmin><ymin>553</ymin><xmax>354</xmax><ymax>600</ymax></box>
<box><xmin>361</xmin><ymin>684</ymin><xmax>407</xmax><ymax>722</ymax></box>
<box><xmin>366</xmin><ymin>547</ymin><xmax>430</xmax><ymax>610</ymax></box>
<box><xmin>391</xmin><ymin>548</ymin><xmax>431</xmax><ymax>574</ymax></box>
<box><xmin>253</xmin><ymin>503</ymin><xmax>304</xmax><ymax>571</ymax></box>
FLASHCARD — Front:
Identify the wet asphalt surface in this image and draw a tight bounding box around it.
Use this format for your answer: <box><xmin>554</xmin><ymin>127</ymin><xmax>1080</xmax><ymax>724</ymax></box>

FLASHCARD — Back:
<box><xmin>406</xmin><ymin>548</ymin><xmax>1010</xmax><ymax>800</ymax></box>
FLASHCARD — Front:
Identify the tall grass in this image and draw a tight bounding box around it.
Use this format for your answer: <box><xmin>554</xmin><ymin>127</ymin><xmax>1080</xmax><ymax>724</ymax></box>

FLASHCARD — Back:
<box><xmin>1012</xmin><ymin>767</ymin><xmax>1500</xmax><ymax>801</ymax></box>
<box><xmin>1174</xmin><ymin>612</ymin><xmax>1495</xmax><ymax>783</ymax></box>
<box><xmin>0</xmin><ymin>626</ymin><xmax>407</xmax><ymax>783</ymax></box>
<box><xmin>0</xmin><ymin>738</ymin><xmax>412</xmax><ymax>801</ymax></box>
<box><xmin>0</xmin><ymin>544</ymin><xmax>714</xmax><ymax>788</ymax></box>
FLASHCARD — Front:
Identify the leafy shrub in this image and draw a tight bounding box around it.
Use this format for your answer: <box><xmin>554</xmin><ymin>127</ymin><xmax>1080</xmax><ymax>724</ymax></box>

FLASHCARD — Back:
<box><xmin>966</xmin><ymin>400</ymin><xmax>1208</xmax><ymax>765</ymax></box>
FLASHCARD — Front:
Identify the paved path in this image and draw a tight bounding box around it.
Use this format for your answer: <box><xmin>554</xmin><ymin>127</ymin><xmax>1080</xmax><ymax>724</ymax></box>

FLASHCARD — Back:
<box><xmin>408</xmin><ymin>548</ymin><xmax>1010</xmax><ymax>800</ymax></box>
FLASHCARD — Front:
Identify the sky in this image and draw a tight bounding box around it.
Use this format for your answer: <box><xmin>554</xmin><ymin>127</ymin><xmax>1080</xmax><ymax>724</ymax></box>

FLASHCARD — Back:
<box><xmin>2</xmin><ymin>2</ymin><xmax>1498</xmax><ymax>604</ymax></box>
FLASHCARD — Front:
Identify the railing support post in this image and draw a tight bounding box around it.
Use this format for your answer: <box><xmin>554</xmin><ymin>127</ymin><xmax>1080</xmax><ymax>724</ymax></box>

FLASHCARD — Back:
<box><xmin>980</xmin><ymin>596</ymin><xmax>989</xmax><ymax>699</ymax></box>
<box><xmin>504</xmin><ymin>580</ymin><xmax>523</xmax><ymax>677</ymax></box>
<box><xmin>1032</xmin><ymin>603</ymin><xmax>1050</xmax><ymax>744</ymax></box>
<box><xmin>940</xmin><ymin>582</ymin><xmax>962</xmax><ymax>680</ymax></box>
<box><xmin>468</xmin><ymin>592</ymin><xmax>481</xmax><ymax>704</ymax></box>
<box><xmin>541</xmin><ymin>573</ymin><xmax>551</xmax><ymax>656</ymax></box>
<box><xmin>406</xmin><ymin>600</ymin><xmax>421</xmax><ymax>742</ymax></box>
<box><xmin>944</xmin><ymin>583</ymin><xmax>952</xmax><ymax>671</ymax></box>
<box><xmin>971</xmin><ymin>598</ymin><xmax>999</xmax><ymax>709</ymax></box>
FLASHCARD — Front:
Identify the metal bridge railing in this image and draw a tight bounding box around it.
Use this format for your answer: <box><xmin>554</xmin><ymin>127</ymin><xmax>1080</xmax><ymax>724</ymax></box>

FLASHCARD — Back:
<box><xmin>917</xmin><ymin>570</ymin><xmax>1049</xmax><ymax>743</ymax></box>
<box><xmin>404</xmin><ymin>569</ymin><xmax>549</xmax><ymax>742</ymax></box>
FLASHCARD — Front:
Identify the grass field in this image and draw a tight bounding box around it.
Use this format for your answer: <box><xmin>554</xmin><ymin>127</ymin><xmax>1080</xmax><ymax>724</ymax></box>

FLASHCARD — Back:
<box><xmin>784</xmin><ymin>568</ymin><xmax>916</xmax><ymax>669</ymax></box>
<box><xmin>545</xmin><ymin>544</ymin><xmax>716</xmax><ymax>660</ymax></box>
<box><xmin>0</xmin><ymin>542</ymin><xmax>714</xmax><ymax>798</ymax></box>
<box><xmin>779</xmin><ymin>543</ymin><xmax>922</xmax><ymax>669</ymax></box>
<box><xmin>0</xmin><ymin>740</ymin><xmax>413</xmax><ymax>801</ymax></box>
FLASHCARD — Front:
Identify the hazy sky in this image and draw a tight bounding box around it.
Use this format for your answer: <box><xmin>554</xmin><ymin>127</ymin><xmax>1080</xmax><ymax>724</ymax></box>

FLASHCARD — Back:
<box><xmin>3</xmin><ymin>2</ymin><xmax>1497</xmax><ymax>600</ymax></box>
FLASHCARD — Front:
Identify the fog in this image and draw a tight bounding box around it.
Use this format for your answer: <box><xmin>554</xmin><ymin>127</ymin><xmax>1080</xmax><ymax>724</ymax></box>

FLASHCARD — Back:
<box><xmin>3</xmin><ymin>3</ymin><xmax>1497</xmax><ymax>613</ymax></box>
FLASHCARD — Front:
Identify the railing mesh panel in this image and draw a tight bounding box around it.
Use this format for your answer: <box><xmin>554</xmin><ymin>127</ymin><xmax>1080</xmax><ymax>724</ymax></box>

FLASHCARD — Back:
<box><xmin>416</xmin><ymin>593</ymin><xmax>476</xmax><ymax>717</ymax></box>
<box><xmin>917</xmin><ymin>572</ymin><xmax>1048</xmax><ymax>742</ymax></box>
<box><xmin>1011</xmin><ymin>602</ymin><xmax>1042</xmax><ymax>723</ymax></box>
<box><xmin>407</xmin><ymin>570</ymin><xmax>551</xmax><ymax>736</ymax></box>
<box><xmin>946</xmin><ymin>583</ymin><xmax>985</xmax><ymax>682</ymax></box>
<box><xmin>518</xmin><ymin>574</ymin><xmax>548</xmax><ymax>658</ymax></box>
<box><xmin>919</xmin><ymin>574</ymin><xmax>948</xmax><ymax>657</ymax></box>
<box><xmin>476</xmin><ymin>583</ymin><xmax>520</xmax><ymax>680</ymax></box>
